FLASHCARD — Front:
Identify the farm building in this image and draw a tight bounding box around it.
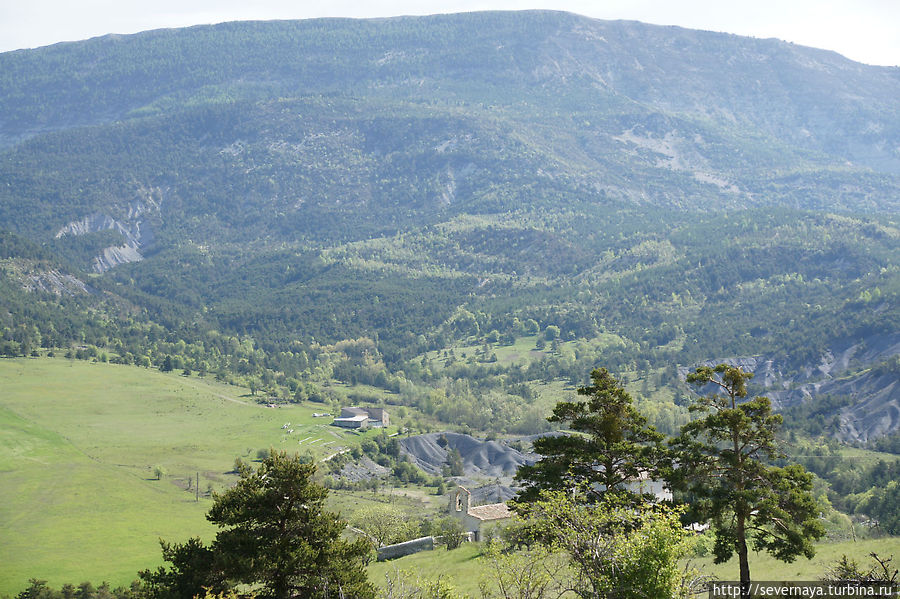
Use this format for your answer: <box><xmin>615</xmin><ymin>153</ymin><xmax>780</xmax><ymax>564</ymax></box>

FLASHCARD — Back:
<box><xmin>591</xmin><ymin>468</ymin><xmax>673</xmax><ymax>502</ymax></box>
<box><xmin>332</xmin><ymin>406</ymin><xmax>390</xmax><ymax>429</ymax></box>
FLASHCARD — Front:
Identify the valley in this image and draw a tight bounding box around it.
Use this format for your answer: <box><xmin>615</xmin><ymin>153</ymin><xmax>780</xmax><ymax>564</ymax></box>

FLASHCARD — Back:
<box><xmin>1</xmin><ymin>10</ymin><xmax>899</xmax><ymax>597</ymax></box>
<box><xmin>2</xmin><ymin>357</ymin><xmax>898</xmax><ymax>596</ymax></box>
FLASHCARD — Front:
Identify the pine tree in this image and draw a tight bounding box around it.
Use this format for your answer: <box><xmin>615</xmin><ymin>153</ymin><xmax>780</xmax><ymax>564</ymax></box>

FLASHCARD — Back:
<box><xmin>514</xmin><ymin>368</ymin><xmax>666</xmax><ymax>506</ymax></box>
<box><xmin>208</xmin><ymin>451</ymin><xmax>374</xmax><ymax>599</ymax></box>
<box><xmin>143</xmin><ymin>452</ymin><xmax>374</xmax><ymax>599</ymax></box>
<box><xmin>671</xmin><ymin>364</ymin><xmax>824</xmax><ymax>598</ymax></box>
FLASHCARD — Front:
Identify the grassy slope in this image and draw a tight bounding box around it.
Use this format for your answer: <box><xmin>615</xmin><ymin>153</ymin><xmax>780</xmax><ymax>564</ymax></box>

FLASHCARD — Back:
<box><xmin>2</xmin><ymin>358</ymin><xmax>898</xmax><ymax>595</ymax></box>
<box><xmin>0</xmin><ymin>403</ymin><xmax>212</xmax><ymax>590</ymax></box>
<box><xmin>0</xmin><ymin>358</ymin><xmax>360</xmax><ymax>595</ymax></box>
<box><xmin>368</xmin><ymin>543</ymin><xmax>484</xmax><ymax>596</ymax></box>
<box><xmin>690</xmin><ymin>537</ymin><xmax>900</xmax><ymax>582</ymax></box>
<box><xmin>425</xmin><ymin>334</ymin><xmax>628</xmax><ymax>370</ymax></box>
<box><xmin>368</xmin><ymin>538</ymin><xmax>900</xmax><ymax>597</ymax></box>
<box><xmin>837</xmin><ymin>446</ymin><xmax>900</xmax><ymax>468</ymax></box>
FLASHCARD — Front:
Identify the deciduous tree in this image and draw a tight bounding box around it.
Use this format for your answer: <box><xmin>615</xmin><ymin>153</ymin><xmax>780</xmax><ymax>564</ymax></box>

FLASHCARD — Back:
<box><xmin>508</xmin><ymin>489</ymin><xmax>699</xmax><ymax>599</ymax></box>
<box><xmin>351</xmin><ymin>504</ymin><xmax>417</xmax><ymax>547</ymax></box>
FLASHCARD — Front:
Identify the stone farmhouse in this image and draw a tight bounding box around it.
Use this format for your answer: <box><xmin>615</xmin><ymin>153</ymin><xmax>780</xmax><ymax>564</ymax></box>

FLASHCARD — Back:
<box><xmin>332</xmin><ymin>406</ymin><xmax>390</xmax><ymax>429</ymax></box>
<box><xmin>449</xmin><ymin>486</ymin><xmax>511</xmax><ymax>541</ymax></box>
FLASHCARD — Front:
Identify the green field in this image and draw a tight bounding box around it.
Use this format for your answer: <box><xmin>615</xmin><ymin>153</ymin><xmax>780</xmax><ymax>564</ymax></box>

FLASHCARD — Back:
<box><xmin>0</xmin><ymin>358</ymin><xmax>364</xmax><ymax>595</ymax></box>
<box><xmin>368</xmin><ymin>538</ymin><xmax>900</xmax><ymax>597</ymax></box>
<box><xmin>837</xmin><ymin>445</ymin><xmax>900</xmax><ymax>468</ymax></box>
<box><xmin>425</xmin><ymin>333</ymin><xmax>628</xmax><ymax>371</ymax></box>
<box><xmin>690</xmin><ymin>537</ymin><xmax>900</xmax><ymax>582</ymax></box>
<box><xmin>368</xmin><ymin>543</ymin><xmax>485</xmax><ymax>596</ymax></box>
<box><xmin>2</xmin><ymin>357</ymin><xmax>898</xmax><ymax>597</ymax></box>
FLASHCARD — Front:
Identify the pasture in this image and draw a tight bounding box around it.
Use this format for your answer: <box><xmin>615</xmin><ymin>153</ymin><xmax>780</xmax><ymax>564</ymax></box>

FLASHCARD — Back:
<box><xmin>367</xmin><ymin>537</ymin><xmax>900</xmax><ymax>596</ymax></box>
<box><xmin>2</xmin><ymin>357</ymin><xmax>897</xmax><ymax>597</ymax></box>
<box><xmin>690</xmin><ymin>536</ymin><xmax>900</xmax><ymax>582</ymax></box>
<box><xmin>0</xmin><ymin>358</ymin><xmax>357</xmax><ymax>595</ymax></box>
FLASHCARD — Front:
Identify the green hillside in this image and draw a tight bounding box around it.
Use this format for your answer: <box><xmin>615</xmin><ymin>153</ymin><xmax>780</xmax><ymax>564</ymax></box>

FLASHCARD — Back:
<box><xmin>365</xmin><ymin>537</ymin><xmax>900</xmax><ymax>597</ymax></box>
<box><xmin>0</xmin><ymin>358</ymin><xmax>362</xmax><ymax>593</ymax></box>
<box><xmin>0</xmin><ymin>12</ymin><xmax>899</xmax><ymax>593</ymax></box>
<box><xmin>1</xmin><ymin>357</ymin><xmax>896</xmax><ymax>596</ymax></box>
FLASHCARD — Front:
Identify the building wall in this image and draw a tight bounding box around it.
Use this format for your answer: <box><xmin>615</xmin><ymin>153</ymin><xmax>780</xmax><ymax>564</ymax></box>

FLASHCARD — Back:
<box><xmin>449</xmin><ymin>487</ymin><xmax>510</xmax><ymax>541</ymax></box>
<box><xmin>333</xmin><ymin>417</ymin><xmax>367</xmax><ymax>429</ymax></box>
<box><xmin>451</xmin><ymin>487</ymin><xmax>471</xmax><ymax>516</ymax></box>
<box><xmin>364</xmin><ymin>407</ymin><xmax>389</xmax><ymax>427</ymax></box>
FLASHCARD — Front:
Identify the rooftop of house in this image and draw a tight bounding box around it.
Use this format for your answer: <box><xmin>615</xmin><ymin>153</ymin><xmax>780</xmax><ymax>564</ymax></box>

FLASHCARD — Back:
<box><xmin>341</xmin><ymin>407</ymin><xmax>369</xmax><ymax>416</ymax></box>
<box><xmin>334</xmin><ymin>414</ymin><xmax>368</xmax><ymax>422</ymax></box>
<box><xmin>467</xmin><ymin>503</ymin><xmax>512</xmax><ymax>521</ymax></box>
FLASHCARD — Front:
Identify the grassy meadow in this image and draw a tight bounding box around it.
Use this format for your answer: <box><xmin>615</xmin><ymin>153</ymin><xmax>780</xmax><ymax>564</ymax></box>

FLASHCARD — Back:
<box><xmin>367</xmin><ymin>538</ymin><xmax>900</xmax><ymax>597</ymax></box>
<box><xmin>368</xmin><ymin>543</ymin><xmax>485</xmax><ymax>596</ymax></box>
<box><xmin>424</xmin><ymin>333</ymin><xmax>628</xmax><ymax>371</ymax></box>
<box><xmin>2</xmin><ymin>357</ymin><xmax>898</xmax><ymax>597</ymax></box>
<box><xmin>0</xmin><ymin>357</ymin><xmax>362</xmax><ymax>595</ymax></box>
<box><xmin>689</xmin><ymin>536</ymin><xmax>900</xmax><ymax>582</ymax></box>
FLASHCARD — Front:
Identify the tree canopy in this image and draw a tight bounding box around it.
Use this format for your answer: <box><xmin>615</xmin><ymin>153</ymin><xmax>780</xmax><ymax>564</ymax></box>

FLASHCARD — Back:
<box><xmin>670</xmin><ymin>364</ymin><xmax>825</xmax><ymax>597</ymax></box>
<box><xmin>513</xmin><ymin>368</ymin><xmax>667</xmax><ymax>505</ymax></box>
<box><xmin>505</xmin><ymin>489</ymin><xmax>699</xmax><ymax>599</ymax></box>
<box><xmin>142</xmin><ymin>451</ymin><xmax>375</xmax><ymax>599</ymax></box>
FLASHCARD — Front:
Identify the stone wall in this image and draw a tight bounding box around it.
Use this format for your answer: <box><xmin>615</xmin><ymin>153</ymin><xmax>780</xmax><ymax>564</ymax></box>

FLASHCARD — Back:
<box><xmin>376</xmin><ymin>536</ymin><xmax>435</xmax><ymax>561</ymax></box>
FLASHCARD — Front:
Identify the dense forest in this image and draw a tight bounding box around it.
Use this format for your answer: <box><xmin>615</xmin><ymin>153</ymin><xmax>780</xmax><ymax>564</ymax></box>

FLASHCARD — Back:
<box><xmin>2</xmin><ymin>12</ymin><xmax>900</xmax><ymax>443</ymax></box>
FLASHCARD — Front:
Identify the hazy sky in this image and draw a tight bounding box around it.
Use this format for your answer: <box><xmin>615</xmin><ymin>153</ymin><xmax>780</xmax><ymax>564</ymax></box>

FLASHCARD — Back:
<box><xmin>1</xmin><ymin>0</ymin><xmax>898</xmax><ymax>66</ymax></box>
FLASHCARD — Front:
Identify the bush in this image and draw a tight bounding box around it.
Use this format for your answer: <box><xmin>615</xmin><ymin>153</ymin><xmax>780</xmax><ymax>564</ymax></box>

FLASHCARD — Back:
<box><xmin>436</xmin><ymin>517</ymin><xmax>467</xmax><ymax>550</ymax></box>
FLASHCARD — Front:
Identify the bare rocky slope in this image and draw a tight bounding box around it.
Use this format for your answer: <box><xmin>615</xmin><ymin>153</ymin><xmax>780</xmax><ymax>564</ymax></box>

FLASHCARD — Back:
<box><xmin>399</xmin><ymin>432</ymin><xmax>537</xmax><ymax>479</ymax></box>
<box><xmin>694</xmin><ymin>333</ymin><xmax>900</xmax><ymax>442</ymax></box>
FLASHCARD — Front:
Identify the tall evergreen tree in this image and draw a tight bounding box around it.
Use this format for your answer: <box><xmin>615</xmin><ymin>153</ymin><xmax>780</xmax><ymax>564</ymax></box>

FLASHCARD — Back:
<box><xmin>208</xmin><ymin>451</ymin><xmax>374</xmax><ymax>599</ymax></box>
<box><xmin>671</xmin><ymin>364</ymin><xmax>824</xmax><ymax>598</ymax></box>
<box><xmin>160</xmin><ymin>355</ymin><xmax>174</xmax><ymax>372</ymax></box>
<box><xmin>143</xmin><ymin>451</ymin><xmax>374</xmax><ymax>599</ymax></box>
<box><xmin>514</xmin><ymin>368</ymin><xmax>666</xmax><ymax>505</ymax></box>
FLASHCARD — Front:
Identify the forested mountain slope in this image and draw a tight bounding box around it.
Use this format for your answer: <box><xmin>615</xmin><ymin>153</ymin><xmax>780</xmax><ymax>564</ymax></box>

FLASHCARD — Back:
<box><xmin>2</xmin><ymin>11</ymin><xmax>899</xmax><ymax>173</ymax></box>
<box><xmin>1</xmin><ymin>11</ymin><xmax>898</xmax><ymax>441</ymax></box>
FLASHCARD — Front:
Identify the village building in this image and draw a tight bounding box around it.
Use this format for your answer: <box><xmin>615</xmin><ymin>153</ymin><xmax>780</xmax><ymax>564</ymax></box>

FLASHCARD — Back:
<box><xmin>625</xmin><ymin>470</ymin><xmax>673</xmax><ymax>502</ymax></box>
<box><xmin>449</xmin><ymin>486</ymin><xmax>511</xmax><ymax>541</ymax></box>
<box><xmin>332</xmin><ymin>406</ymin><xmax>390</xmax><ymax>429</ymax></box>
<box><xmin>363</xmin><ymin>407</ymin><xmax>389</xmax><ymax>427</ymax></box>
<box><xmin>589</xmin><ymin>466</ymin><xmax>673</xmax><ymax>503</ymax></box>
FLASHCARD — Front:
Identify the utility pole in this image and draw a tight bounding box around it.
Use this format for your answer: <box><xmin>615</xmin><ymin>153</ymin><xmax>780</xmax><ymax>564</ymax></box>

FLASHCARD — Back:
<box><xmin>196</xmin><ymin>472</ymin><xmax>199</xmax><ymax>502</ymax></box>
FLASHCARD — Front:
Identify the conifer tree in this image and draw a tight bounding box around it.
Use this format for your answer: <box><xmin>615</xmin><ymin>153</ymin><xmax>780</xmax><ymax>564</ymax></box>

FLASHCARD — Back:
<box><xmin>143</xmin><ymin>451</ymin><xmax>374</xmax><ymax>599</ymax></box>
<box><xmin>671</xmin><ymin>364</ymin><xmax>824</xmax><ymax>598</ymax></box>
<box><xmin>514</xmin><ymin>368</ymin><xmax>666</xmax><ymax>505</ymax></box>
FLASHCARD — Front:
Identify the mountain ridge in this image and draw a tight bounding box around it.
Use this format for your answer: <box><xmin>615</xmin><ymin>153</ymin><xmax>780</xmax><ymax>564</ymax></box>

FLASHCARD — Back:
<box><xmin>1</xmin><ymin>11</ymin><xmax>899</xmax><ymax>442</ymax></box>
<box><xmin>2</xmin><ymin>11</ymin><xmax>899</xmax><ymax>173</ymax></box>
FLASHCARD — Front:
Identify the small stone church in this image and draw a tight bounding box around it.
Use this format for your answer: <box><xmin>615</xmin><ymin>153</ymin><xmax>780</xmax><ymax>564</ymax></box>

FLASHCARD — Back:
<box><xmin>449</xmin><ymin>486</ymin><xmax>512</xmax><ymax>541</ymax></box>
